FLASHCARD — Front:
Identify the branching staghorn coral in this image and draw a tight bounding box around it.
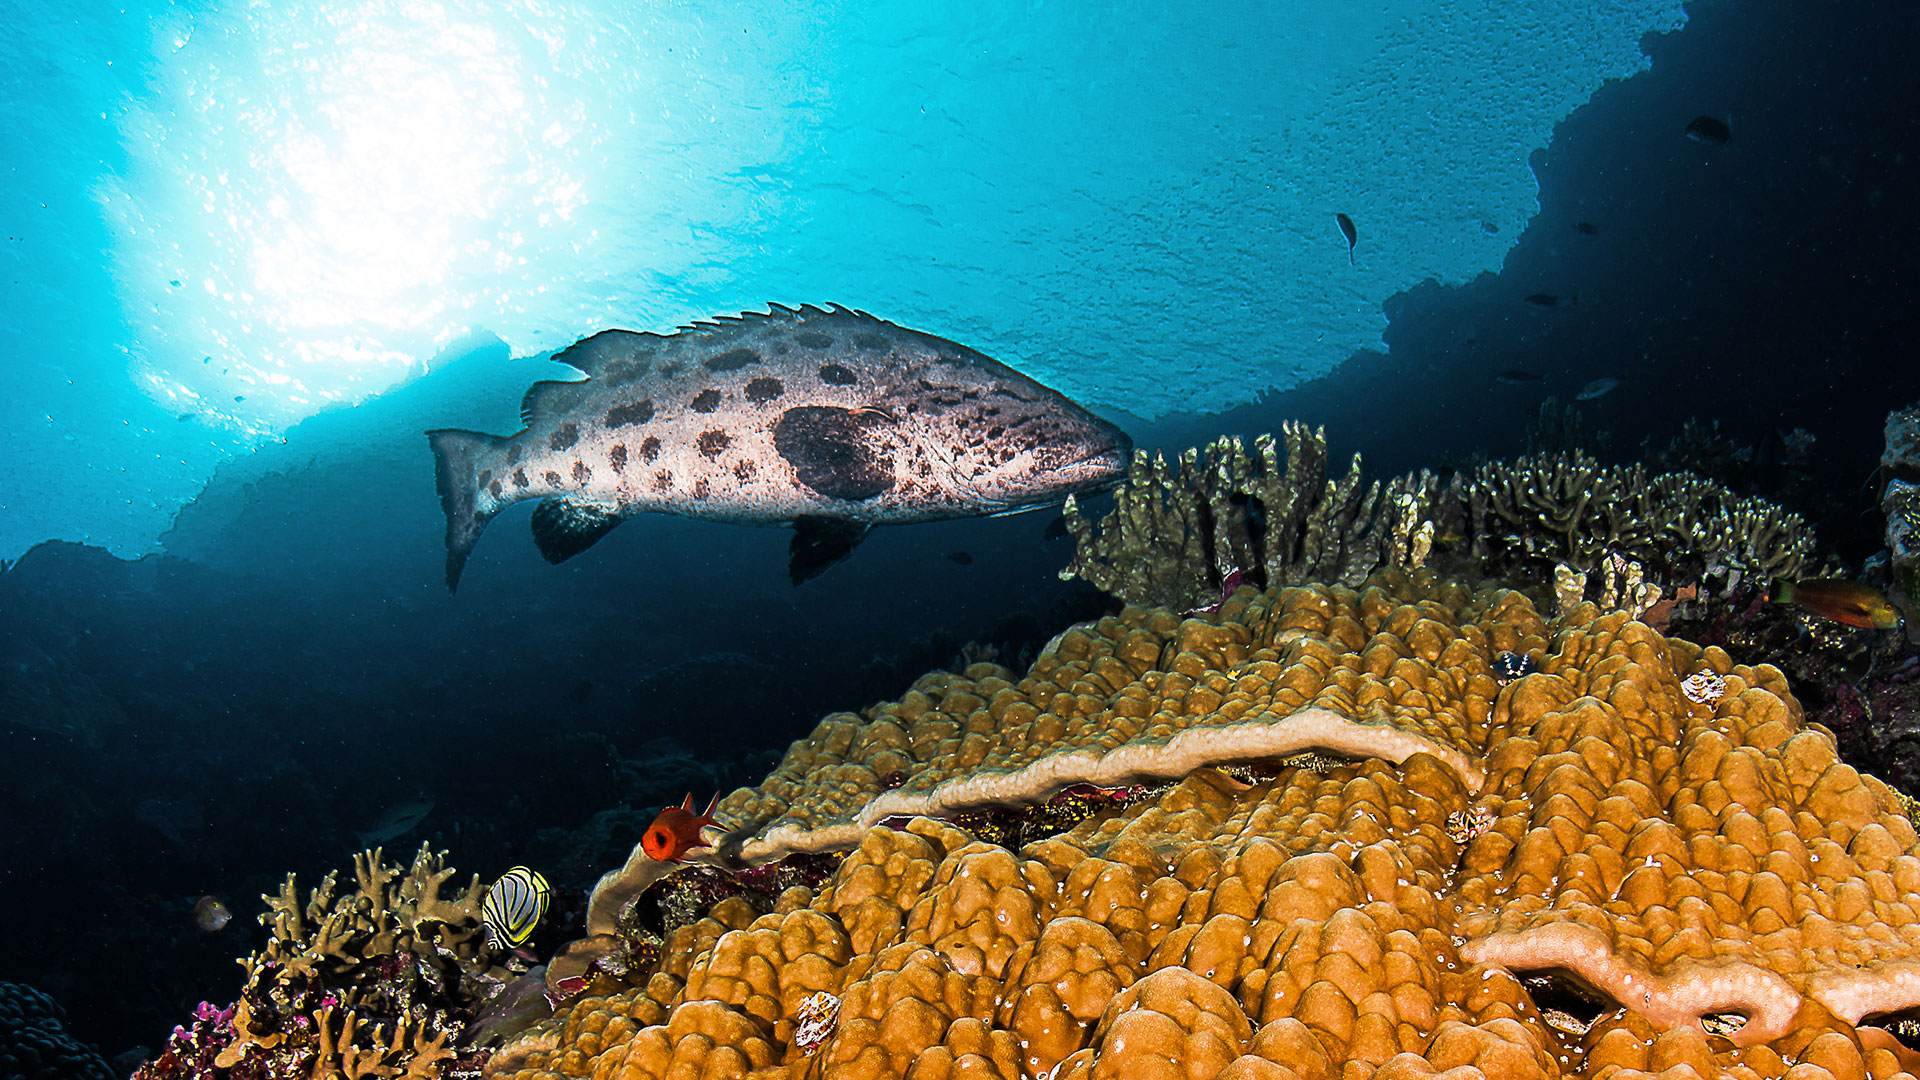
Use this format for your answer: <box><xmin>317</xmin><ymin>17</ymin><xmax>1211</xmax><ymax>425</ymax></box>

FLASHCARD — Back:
<box><xmin>136</xmin><ymin>844</ymin><xmax>499</xmax><ymax>1080</ymax></box>
<box><xmin>1058</xmin><ymin>423</ymin><xmax>1440</xmax><ymax>611</ymax></box>
<box><xmin>1062</xmin><ymin>429</ymin><xmax>1816</xmax><ymax>611</ymax></box>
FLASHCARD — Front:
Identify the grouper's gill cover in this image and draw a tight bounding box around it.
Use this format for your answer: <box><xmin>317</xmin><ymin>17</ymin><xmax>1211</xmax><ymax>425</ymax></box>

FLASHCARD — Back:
<box><xmin>426</xmin><ymin>304</ymin><xmax>1132</xmax><ymax>590</ymax></box>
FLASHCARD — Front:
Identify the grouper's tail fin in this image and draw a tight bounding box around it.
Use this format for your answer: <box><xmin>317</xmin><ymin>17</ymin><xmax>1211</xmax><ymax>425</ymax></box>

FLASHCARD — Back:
<box><xmin>426</xmin><ymin>428</ymin><xmax>510</xmax><ymax>592</ymax></box>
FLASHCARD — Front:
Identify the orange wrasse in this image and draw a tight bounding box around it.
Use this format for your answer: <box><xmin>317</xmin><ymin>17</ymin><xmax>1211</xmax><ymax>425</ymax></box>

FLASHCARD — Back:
<box><xmin>1770</xmin><ymin>579</ymin><xmax>1900</xmax><ymax>630</ymax></box>
<box><xmin>643</xmin><ymin>793</ymin><xmax>720</xmax><ymax>862</ymax></box>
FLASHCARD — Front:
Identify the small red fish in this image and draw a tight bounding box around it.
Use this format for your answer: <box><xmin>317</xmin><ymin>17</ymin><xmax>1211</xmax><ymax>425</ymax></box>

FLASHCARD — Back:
<box><xmin>642</xmin><ymin>793</ymin><xmax>720</xmax><ymax>862</ymax></box>
<box><xmin>1769</xmin><ymin>579</ymin><xmax>1900</xmax><ymax>630</ymax></box>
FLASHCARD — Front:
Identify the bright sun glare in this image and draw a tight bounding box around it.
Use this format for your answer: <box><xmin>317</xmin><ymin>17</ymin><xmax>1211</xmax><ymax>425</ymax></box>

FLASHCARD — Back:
<box><xmin>116</xmin><ymin>1</ymin><xmax>593</xmax><ymax>434</ymax></box>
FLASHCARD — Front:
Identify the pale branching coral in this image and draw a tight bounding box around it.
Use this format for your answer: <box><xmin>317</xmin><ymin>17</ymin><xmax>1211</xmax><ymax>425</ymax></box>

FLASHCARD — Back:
<box><xmin>1062</xmin><ymin>429</ymin><xmax>1816</xmax><ymax>613</ymax></box>
<box><xmin>1058</xmin><ymin>423</ymin><xmax>1442</xmax><ymax>611</ymax></box>
<box><xmin>512</xmin><ymin>572</ymin><xmax>1920</xmax><ymax>1079</ymax></box>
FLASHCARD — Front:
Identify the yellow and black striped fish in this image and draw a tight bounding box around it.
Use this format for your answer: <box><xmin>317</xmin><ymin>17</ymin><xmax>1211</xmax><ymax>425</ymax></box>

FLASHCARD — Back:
<box><xmin>481</xmin><ymin>866</ymin><xmax>550</xmax><ymax>950</ymax></box>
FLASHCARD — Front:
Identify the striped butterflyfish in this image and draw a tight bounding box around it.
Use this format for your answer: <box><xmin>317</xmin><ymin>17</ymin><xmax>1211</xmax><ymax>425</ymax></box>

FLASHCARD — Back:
<box><xmin>481</xmin><ymin>866</ymin><xmax>550</xmax><ymax>950</ymax></box>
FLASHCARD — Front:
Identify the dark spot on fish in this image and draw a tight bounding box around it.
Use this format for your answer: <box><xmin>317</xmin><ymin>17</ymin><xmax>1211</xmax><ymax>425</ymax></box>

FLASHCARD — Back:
<box><xmin>606</xmin><ymin>399</ymin><xmax>654</xmax><ymax>427</ymax></box>
<box><xmin>697</xmin><ymin>429</ymin><xmax>732</xmax><ymax>458</ymax></box>
<box><xmin>819</xmin><ymin>363</ymin><xmax>856</xmax><ymax>386</ymax></box>
<box><xmin>550</xmin><ymin>423</ymin><xmax>580</xmax><ymax>451</ymax></box>
<box><xmin>691</xmin><ymin>389</ymin><xmax>722</xmax><ymax>413</ymax></box>
<box><xmin>733</xmin><ymin>459</ymin><xmax>757</xmax><ymax>481</ymax></box>
<box><xmin>609</xmin><ymin>444</ymin><xmax>627</xmax><ymax>473</ymax></box>
<box><xmin>795</xmin><ymin>332</ymin><xmax>833</xmax><ymax>349</ymax></box>
<box><xmin>742</xmin><ymin>376</ymin><xmax>784</xmax><ymax>404</ymax></box>
<box><xmin>773</xmin><ymin>405</ymin><xmax>893</xmax><ymax>501</ymax></box>
<box><xmin>947</xmin><ymin>551</ymin><xmax>973</xmax><ymax>565</ymax></box>
<box><xmin>652</xmin><ymin>470</ymin><xmax>672</xmax><ymax>492</ymax></box>
<box><xmin>854</xmin><ymin>333</ymin><xmax>888</xmax><ymax>351</ymax></box>
<box><xmin>478</xmin><ymin>470</ymin><xmax>493</xmax><ymax>488</ymax></box>
<box><xmin>659</xmin><ymin>361</ymin><xmax>683</xmax><ymax>377</ymax></box>
<box><xmin>545</xmin><ymin>470</ymin><xmax>562</xmax><ymax>485</ymax></box>
<box><xmin>704</xmin><ymin>348</ymin><xmax>759</xmax><ymax>372</ymax></box>
<box><xmin>508</xmin><ymin>443</ymin><xmax>523</xmax><ymax>464</ymax></box>
<box><xmin>513</xmin><ymin>468</ymin><xmax>529</xmax><ymax>488</ymax></box>
<box><xmin>572</xmin><ymin>461</ymin><xmax>590</xmax><ymax>483</ymax></box>
<box><xmin>693</xmin><ymin>478</ymin><xmax>711</xmax><ymax>500</ymax></box>
<box><xmin>489</xmin><ymin>479</ymin><xmax>503</xmax><ymax>498</ymax></box>
<box><xmin>639</xmin><ymin>437</ymin><xmax>661</xmax><ymax>463</ymax></box>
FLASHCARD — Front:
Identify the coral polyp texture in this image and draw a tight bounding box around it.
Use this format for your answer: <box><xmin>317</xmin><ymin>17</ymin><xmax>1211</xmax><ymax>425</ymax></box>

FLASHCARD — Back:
<box><xmin>500</xmin><ymin>573</ymin><xmax>1920</xmax><ymax>1079</ymax></box>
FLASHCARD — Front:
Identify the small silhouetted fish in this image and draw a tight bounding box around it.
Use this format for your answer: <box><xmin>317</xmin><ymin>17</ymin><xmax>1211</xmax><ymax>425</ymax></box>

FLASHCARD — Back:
<box><xmin>564</xmin><ymin>679</ymin><xmax>594</xmax><ymax>703</ymax></box>
<box><xmin>946</xmin><ymin>551</ymin><xmax>973</xmax><ymax>565</ymax></box>
<box><xmin>1494</xmin><ymin>370</ymin><xmax>1544</xmax><ymax>385</ymax></box>
<box><xmin>1524</xmin><ymin>293</ymin><xmax>1563</xmax><ymax>309</ymax></box>
<box><xmin>1043</xmin><ymin>516</ymin><xmax>1070</xmax><ymax>542</ymax></box>
<box><xmin>233</xmin><ymin>395</ymin><xmax>245</xmax><ymax>402</ymax></box>
<box><xmin>194</xmin><ymin>895</ymin><xmax>232</xmax><ymax>932</ymax></box>
<box><xmin>359</xmin><ymin>797</ymin><xmax>433</xmax><ymax>848</ymax></box>
<box><xmin>1575</xmin><ymin>377</ymin><xmax>1624</xmax><ymax>401</ymax></box>
<box><xmin>1335</xmin><ymin>213</ymin><xmax>1357</xmax><ymax>265</ymax></box>
<box><xmin>169</xmin><ymin>279</ymin><xmax>181</xmax><ymax>287</ymax></box>
<box><xmin>1685</xmin><ymin>115</ymin><xmax>1731</xmax><ymax>145</ymax></box>
<box><xmin>1574</xmin><ymin>221</ymin><xmax>1599</xmax><ymax>236</ymax></box>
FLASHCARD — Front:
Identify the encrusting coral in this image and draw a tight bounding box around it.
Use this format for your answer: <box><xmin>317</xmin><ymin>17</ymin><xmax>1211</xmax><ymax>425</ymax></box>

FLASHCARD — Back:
<box><xmin>501</xmin><ymin>571</ymin><xmax>1920</xmax><ymax>1080</ymax></box>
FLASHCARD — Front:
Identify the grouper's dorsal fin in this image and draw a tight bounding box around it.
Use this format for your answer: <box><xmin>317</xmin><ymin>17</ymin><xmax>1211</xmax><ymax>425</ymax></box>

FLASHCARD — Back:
<box><xmin>521</xmin><ymin>379</ymin><xmax>587</xmax><ymax>428</ymax></box>
<box><xmin>551</xmin><ymin>328</ymin><xmax>661</xmax><ymax>374</ymax></box>
<box><xmin>531</xmin><ymin>498</ymin><xmax>626</xmax><ymax>565</ymax></box>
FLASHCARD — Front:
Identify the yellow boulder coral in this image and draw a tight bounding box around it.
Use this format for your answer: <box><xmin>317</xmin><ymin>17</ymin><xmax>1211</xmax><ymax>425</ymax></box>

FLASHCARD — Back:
<box><xmin>499</xmin><ymin>573</ymin><xmax>1920</xmax><ymax>1080</ymax></box>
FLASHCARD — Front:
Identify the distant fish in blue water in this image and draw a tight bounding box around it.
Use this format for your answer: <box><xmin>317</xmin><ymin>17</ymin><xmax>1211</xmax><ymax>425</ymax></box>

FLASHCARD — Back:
<box><xmin>1576</xmin><ymin>377</ymin><xmax>1624</xmax><ymax>401</ymax></box>
<box><xmin>427</xmin><ymin>305</ymin><xmax>1131</xmax><ymax>589</ymax></box>
<box><xmin>946</xmin><ymin>550</ymin><xmax>973</xmax><ymax>565</ymax></box>
<box><xmin>1574</xmin><ymin>221</ymin><xmax>1599</xmax><ymax>236</ymax></box>
<box><xmin>481</xmin><ymin>866</ymin><xmax>551</xmax><ymax>950</ymax></box>
<box><xmin>1523</xmin><ymin>293</ymin><xmax>1569</xmax><ymax>310</ymax></box>
<box><xmin>358</xmin><ymin>797</ymin><xmax>433</xmax><ymax>848</ymax></box>
<box><xmin>1685</xmin><ymin>115</ymin><xmax>1732</xmax><ymax>145</ymax></box>
<box><xmin>1494</xmin><ymin>370</ymin><xmax>1544</xmax><ymax>385</ymax></box>
<box><xmin>1335</xmin><ymin>213</ymin><xmax>1357</xmax><ymax>265</ymax></box>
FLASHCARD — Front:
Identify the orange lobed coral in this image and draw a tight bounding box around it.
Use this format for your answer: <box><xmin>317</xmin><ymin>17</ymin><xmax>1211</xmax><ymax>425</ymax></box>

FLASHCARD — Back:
<box><xmin>498</xmin><ymin>572</ymin><xmax>1920</xmax><ymax>1080</ymax></box>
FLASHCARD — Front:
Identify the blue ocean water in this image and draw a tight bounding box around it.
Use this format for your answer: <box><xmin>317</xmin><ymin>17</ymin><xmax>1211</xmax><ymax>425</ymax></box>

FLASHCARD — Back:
<box><xmin>1</xmin><ymin>0</ymin><xmax>1917</xmax><ymax>1067</ymax></box>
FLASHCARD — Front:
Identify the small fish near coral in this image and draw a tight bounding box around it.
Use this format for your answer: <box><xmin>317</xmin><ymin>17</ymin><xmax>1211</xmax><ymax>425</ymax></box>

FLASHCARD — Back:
<box><xmin>1575</xmin><ymin>376</ymin><xmax>1624</xmax><ymax>401</ymax></box>
<box><xmin>427</xmin><ymin>304</ymin><xmax>1132</xmax><ymax>589</ymax></box>
<box><xmin>643</xmin><ymin>793</ymin><xmax>722</xmax><ymax>862</ymax></box>
<box><xmin>1769</xmin><ymin>578</ymin><xmax>1901</xmax><ymax>630</ymax></box>
<box><xmin>192</xmin><ymin>895</ymin><xmax>231</xmax><ymax>932</ymax></box>
<box><xmin>481</xmin><ymin>865</ymin><xmax>551</xmax><ymax>950</ymax></box>
<box><xmin>1684</xmin><ymin>114</ymin><xmax>1732</xmax><ymax>145</ymax></box>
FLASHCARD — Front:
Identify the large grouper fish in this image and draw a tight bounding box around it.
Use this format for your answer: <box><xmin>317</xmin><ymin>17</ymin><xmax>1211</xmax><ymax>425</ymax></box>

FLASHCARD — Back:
<box><xmin>427</xmin><ymin>304</ymin><xmax>1132</xmax><ymax>590</ymax></box>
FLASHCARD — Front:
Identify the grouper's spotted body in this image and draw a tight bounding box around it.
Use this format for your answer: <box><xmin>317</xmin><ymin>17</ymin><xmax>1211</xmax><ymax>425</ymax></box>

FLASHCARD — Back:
<box><xmin>428</xmin><ymin>305</ymin><xmax>1131</xmax><ymax>589</ymax></box>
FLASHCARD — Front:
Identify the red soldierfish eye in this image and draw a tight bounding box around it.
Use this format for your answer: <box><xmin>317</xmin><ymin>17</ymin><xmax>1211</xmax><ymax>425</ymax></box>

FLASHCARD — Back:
<box><xmin>643</xmin><ymin>826</ymin><xmax>674</xmax><ymax>861</ymax></box>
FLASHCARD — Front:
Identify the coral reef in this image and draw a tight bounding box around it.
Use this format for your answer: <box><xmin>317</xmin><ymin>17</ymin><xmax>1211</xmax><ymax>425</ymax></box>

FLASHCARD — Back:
<box><xmin>500</xmin><ymin>573</ymin><xmax>1920</xmax><ymax>1079</ymax></box>
<box><xmin>1058</xmin><ymin>423</ymin><xmax>1439</xmax><ymax>612</ymax></box>
<box><xmin>0</xmin><ymin>981</ymin><xmax>115</xmax><ymax>1080</ymax></box>
<box><xmin>1060</xmin><ymin>427</ymin><xmax>1817</xmax><ymax>615</ymax></box>
<box><xmin>135</xmin><ymin>845</ymin><xmax>506</xmax><ymax>1080</ymax></box>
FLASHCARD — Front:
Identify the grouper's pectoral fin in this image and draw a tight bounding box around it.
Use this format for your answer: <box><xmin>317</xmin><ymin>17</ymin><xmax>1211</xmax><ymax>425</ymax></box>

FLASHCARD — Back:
<box><xmin>788</xmin><ymin>516</ymin><xmax>872</xmax><ymax>585</ymax></box>
<box><xmin>531</xmin><ymin>498</ymin><xmax>627</xmax><ymax>565</ymax></box>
